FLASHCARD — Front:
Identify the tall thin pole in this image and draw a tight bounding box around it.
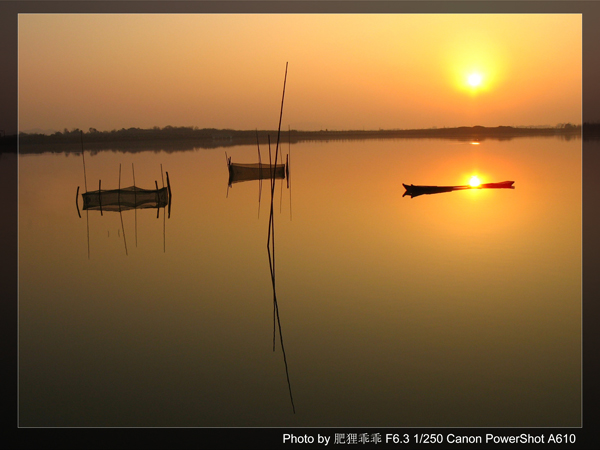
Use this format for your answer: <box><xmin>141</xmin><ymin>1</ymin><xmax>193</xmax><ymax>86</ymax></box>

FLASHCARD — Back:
<box><xmin>75</xmin><ymin>186</ymin><xmax>81</xmax><ymax>218</ymax></box>
<box><xmin>289</xmin><ymin>126</ymin><xmax>292</xmax><ymax>221</ymax></box>
<box><xmin>258</xmin><ymin>179</ymin><xmax>262</xmax><ymax>219</ymax></box>
<box><xmin>267</xmin><ymin>134</ymin><xmax>294</xmax><ymax>415</ymax></box>
<box><xmin>80</xmin><ymin>131</ymin><xmax>88</xmax><ymax>192</ymax></box>
<box><xmin>266</xmin><ymin>63</ymin><xmax>295</xmax><ymax>414</ymax></box>
<box><xmin>274</xmin><ymin>62</ymin><xmax>288</xmax><ymax>163</ymax></box>
<box><xmin>257</xmin><ymin>129</ymin><xmax>262</xmax><ymax>165</ymax></box>
<box><xmin>267</xmin><ymin>136</ymin><xmax>273</xmax><ymax>247</ymax></box>
<box><xmin>166</xmin><ymin>171</ymin><xmax>172</xmax><ymax>219</ymax></box>
<box><xmin>86</xmin><ymin>210</ymin><xmax>90</xmax><ymax>259</ymax></box>
<box><xmin>118</xmin><ymin>164</ymin><xmax>121</xmax><ymax>205</ymax></box>
<box><xmin>268</xmin><ymin>61</ymin><xmax>287</xmax><ymax>245</ymax></box>
<box><xmin>118</xmin><ymin>163</ymin><xmax>127</xmax><ymax>255</ymax></box>
<box><xmin>280</xmin><ymin>148</ymin><xmax>284</xmax><ymax>213</ymax></box>
<box><xmin>120</xmin><ymin>209</ymin><xmax>128</xmax><ymax>256</ymax></box>
<box><xmin>257</xmin><ymin>129</ymin><xmax>262</xmax><ymax>218</ymax></box>
<box><xmin>155</xmin><ymin>181</ymin><xmax>160</xmax><ymax>219</ymax></box>
<box><xmin>132</xmin><ymin>163</ymin><xmax>137</xmax><ymax>247</ymax></box>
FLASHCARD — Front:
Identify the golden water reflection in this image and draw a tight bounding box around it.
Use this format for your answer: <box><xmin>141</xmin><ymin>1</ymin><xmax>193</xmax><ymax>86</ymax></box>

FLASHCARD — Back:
<box><xmin>18</xmin><ymin>136</ymin><xmax>581</xmax><ymax>427</ymax></box>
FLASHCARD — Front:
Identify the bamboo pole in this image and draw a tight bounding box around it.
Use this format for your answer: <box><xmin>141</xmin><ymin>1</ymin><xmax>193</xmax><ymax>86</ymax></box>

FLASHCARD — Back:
<box><xmin>166</xmin><ymin>171</ymin><xmax>172</xmax><ymax>219</ymax></box>
<box><xmin>273</xmin><ymin>62</ymin><xmax>288</xmax><ymax>172</ymax></box>
<box><xmin>257</xmin><ymin>128</ymin><xmax>262</xmax><ymax>180</ymax></box>
<box><xmin>257</xmin><ymin>129</ymin><xmax>262</xmax><ymax>164</ymax></box>
<box><xmin>80</xmin><ymin>131</ymin><xmax>88</xmax><ymax>192</ymax></box>
<box><xmin>267</xmin><ymin>136</ymin><xmax>273</xmax><ymax>247</ymax></box>
<box><xmin>288</xmin><ymin>127</ymin><xmax>292</xmax><ymax>221</ymax></box>
<box><xmin>118</xmin><ymin>164</ymin><xmax>122</xmax><ymax>209</ymax></box>
<box><xmin>75</xmin><ymin>186</ymin><xmax>81</xmax><ymax>218</ymax></box>
<box><xmin>257</xmin><ymin>129</ymin><xmax>262</xmax><ymax>217</ymax></box>
<box><xmin>166</xmin><ymin>171</ymin><xmax>172</xmax><ymax>198</ymax></box>
<box><xmin>154</xmin><ymin>181</ymin><xmax>159</xmax><ymax>218</ymax></box>
<box><xmin>132</xmin><ymin>163</ymin><xmax>137</xmax><ymax>247</ymax></box>
<box><xmin>120</xmin><ymin>209</ymin><xmax>128</xmax><ymax>256</ymax></box>
<box><xmin>280</xmin><ymin>148</ymin><xmax>284</xmax><ymax>213</ymax></box>
<box><xmin>265</xmin><ymin>63</ymin><xmax>295</xmax><ymax>414</ymax></box>
<box><xmin>118</xmin><ymin>163</ymin><xmax>127</xmax><ymax>254</ymax></box>
<box><xmin>86</xmin><ymin>210</ymin><xmax>90</xmax><ymax>259</ymax></box>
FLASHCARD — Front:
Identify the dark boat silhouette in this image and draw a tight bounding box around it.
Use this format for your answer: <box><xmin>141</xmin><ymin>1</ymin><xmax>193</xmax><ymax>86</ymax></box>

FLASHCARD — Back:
<box><xmin>82</xmin><ymin>185</ymin><xmax>169</xmax><ymax>212</ymax></box>
<box><xmin>403</xmin><ymin>181</ymin><xmax>514</xmax><ymax>198</ymax></box>
<box><xmin>227</xmin><ymin>160</ymin><xmax>287</xmax><ymax>186</ymax></box>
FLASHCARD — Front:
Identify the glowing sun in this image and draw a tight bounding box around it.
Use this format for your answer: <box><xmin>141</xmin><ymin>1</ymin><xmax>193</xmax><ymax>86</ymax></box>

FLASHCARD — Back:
<box><xmin>467</xmin><ymin>73</ymin><xmax>483</xmax><ymax>87</ymax></box>
<box><xmin>469</xmin><ymin>176</ymin><xmax>481</xmax><ymax>187</ymax></box>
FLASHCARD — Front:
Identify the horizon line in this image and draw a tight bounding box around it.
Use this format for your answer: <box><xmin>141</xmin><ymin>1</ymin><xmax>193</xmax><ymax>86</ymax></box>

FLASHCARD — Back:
<box><xmin>17</xmin><ymin>123</ymin><xmax>585</xmax><ymax>136</ymax></box>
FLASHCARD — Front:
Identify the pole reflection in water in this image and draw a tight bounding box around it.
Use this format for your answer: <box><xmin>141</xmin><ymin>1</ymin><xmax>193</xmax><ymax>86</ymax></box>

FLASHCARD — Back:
<box><xmin>266</xmin><ymin>143</ymin><xmax>295</xmax><ymax>414</ymax></box>
<box><xmin>266</xmin><ymin>61</ymin><xmax>295</xmax><ymax>413</ymax></box>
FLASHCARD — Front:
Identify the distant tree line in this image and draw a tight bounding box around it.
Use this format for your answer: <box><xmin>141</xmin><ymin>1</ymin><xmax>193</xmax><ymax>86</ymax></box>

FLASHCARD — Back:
<box><xmin>19</xmin><ymin>126</ymin><xmax>238</xmax><ymax>145</ymax></box>
<box><xmin>15</xmin><ymin>123</ymin><xmax>595</xmax><ymax>154</ymax></box>
<box><xmin>20</xmin><ymin>124</ymin><xmax>585</xmax><ymax>142</ymax></box>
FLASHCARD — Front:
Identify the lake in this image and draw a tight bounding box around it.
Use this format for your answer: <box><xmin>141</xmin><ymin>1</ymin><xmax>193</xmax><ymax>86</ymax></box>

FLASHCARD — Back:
<box><xmin>18</xmin><ymin>135</ymin><xmax>581</xmax><ymax>427</ymax></box>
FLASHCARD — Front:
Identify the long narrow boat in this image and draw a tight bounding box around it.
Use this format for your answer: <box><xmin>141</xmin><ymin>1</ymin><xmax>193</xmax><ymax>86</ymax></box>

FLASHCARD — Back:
<box><xmin>82</xmin><ymin>186</ymin><xmax>169</xmax><ymax>212</ymax></box>
<box><xmin>403</xmin><ymin>181</ymin><xmax>514</xmax><ymax>198</ymax></box>
<box><xmin>227</xmin><ymin>161</ymin><xmax>287</xmax><ymax>185</ymax></box>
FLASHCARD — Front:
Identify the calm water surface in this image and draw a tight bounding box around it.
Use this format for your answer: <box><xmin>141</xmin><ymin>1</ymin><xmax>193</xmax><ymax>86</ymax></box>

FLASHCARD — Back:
<box><xmin>19</xmin><ymin>136</ymin><xmax>581</xmax><ymax>427</ymax></box>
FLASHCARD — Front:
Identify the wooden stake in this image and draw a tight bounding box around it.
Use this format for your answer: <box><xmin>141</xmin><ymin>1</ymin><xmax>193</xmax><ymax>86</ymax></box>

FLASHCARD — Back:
<box><xmin>75</xmin><ymin>186</ymin><xmax>81</xmax><ymax>218</ymax></box>
<box><xmin>132</xmin><ymin>163</ymin><xmax>137</xmax><ymax>247</ymax></box>
<box><xmin>273</xmin><ymin>62</ymin><xmax>288</xmax><ymax>171</ymax></box>
<box><xmin>120</xmin><ymin>209</ymin><xmax>128</xmax><ymax>256</ymax></box>
<box><xmin>166</xmin><ymin>171</ymin><xmax>172</xmax><ymax>219</ymax></box>
<box><xmin>118</xmin><ymin>164</ymin><xmax>122</xmax><ymax>210</ymax></box>
<box><xmin>280</xmin><ymin>148</ymin><xmax>283</xmax><ymax>213</ymax></box>
<box><xmin>80</xmin><ymin>131</ymin><xmax>88</xmax><ymax>192</ymax></box>
<box><xmin>86</xmin><ymin>210</ymin><xmax>90</xmax><ymax>259</ymax></box>
<box><xmin>258</xmin><ymin>129</ymin><xmax>263</xmax><ymax>214</ymax></box>
<box><xmin>155</xmin><ymin>181</ymin><xmax>159</xmax><ymax>219</ymax></box>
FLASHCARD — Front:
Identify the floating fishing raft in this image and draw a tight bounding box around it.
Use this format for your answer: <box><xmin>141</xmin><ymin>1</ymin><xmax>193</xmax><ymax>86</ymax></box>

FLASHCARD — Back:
<box><xmin>227</xmin><ymin>160</ymin><xmax>288</xmax><ymax>185</ymax></box>
<box><xmin>402</xmin><ymin>181</ymin><xmax>515</xmax><ymax>198</ymax></box>
<box><xmin>82</xmin><ymin>185</ymin><xmax>170</xmax><ymax>212</ymax></box>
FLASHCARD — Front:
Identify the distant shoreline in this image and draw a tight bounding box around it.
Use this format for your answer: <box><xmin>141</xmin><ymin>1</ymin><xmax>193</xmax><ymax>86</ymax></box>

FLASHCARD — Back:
<box><xmin>12</xmin><ymin>124</ymin><xmax>593</xmax><ymax>154</ymax></box>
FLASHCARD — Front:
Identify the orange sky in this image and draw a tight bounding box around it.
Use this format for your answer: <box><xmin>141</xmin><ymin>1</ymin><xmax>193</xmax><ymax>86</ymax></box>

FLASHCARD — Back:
<box><xmin>18</xmin><ymin>14</ymin><xmax>581</xmax><ymax>132</ymax></box>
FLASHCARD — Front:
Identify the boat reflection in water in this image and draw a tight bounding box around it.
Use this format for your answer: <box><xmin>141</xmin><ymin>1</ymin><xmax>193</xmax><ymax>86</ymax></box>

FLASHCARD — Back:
<box><xmin>402</xmin><ymin>181</ymin><xmax>515</xmax><ymax>198</ymax></box>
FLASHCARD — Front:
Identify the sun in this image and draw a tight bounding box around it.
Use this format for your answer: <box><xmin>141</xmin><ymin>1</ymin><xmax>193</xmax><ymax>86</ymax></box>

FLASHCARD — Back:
<box><xmin>469</xmin><ymin>175</ymin><xmax>481</xmax><ymax>187</ymax></box>
<box><xmin>467</xmin><ymin>73</ymin><xmax>483</xmax><ymax>87</ymax></box>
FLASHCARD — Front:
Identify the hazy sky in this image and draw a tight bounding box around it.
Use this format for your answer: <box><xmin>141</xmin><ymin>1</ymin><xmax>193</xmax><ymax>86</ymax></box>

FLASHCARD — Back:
<box><xmin>18</xmin><ymin>14</ymin><xmax>581</xmax><ymax>132</ymax></box>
